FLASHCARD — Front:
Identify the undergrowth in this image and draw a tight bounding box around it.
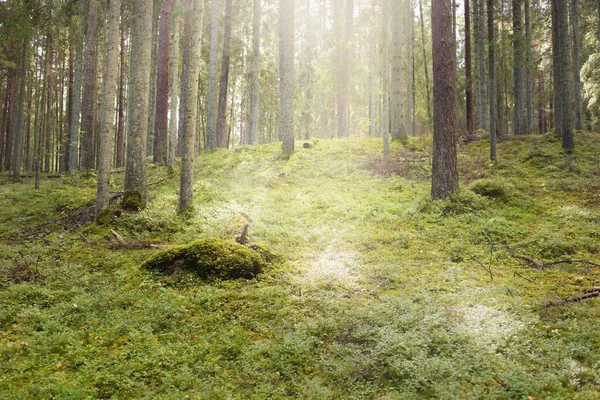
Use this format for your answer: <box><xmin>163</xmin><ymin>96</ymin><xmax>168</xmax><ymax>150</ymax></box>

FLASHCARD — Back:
<box><xmin>1</xmin><ymin>133</ymin><xmax>600</xmax><ymax>398</ymax></box>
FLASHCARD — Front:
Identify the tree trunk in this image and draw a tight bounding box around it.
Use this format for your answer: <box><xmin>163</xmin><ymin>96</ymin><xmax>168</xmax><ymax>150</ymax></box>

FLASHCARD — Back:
<box><xmin>474</xmin><ymin>0</ymin><xmax>488</xmax><ymax>132</ymax></box>
<box><xmin>96</xmin><ymin>0</ymin><xmax>121</xmax><ymax>219</ymax></box>
<box><xmin>279</xmin><ymin>0</ymin><xmax>295</xmax><ymax>153</ymax></box>
<box><xmin>123</xmin><ymin>0</ymin><xmax>154</xmax><ymax>211</ymax></box>
<box><xmin>168</xmin><ymin>0</ymin><xmax>180</xmax><ymax>168</ymax></box>
<box><xmin>552</xmin><ymin>0</ymin><xmax>574</xmax><ymax>150</ymax></box>
<box><xmin>206</xmin><ymin>0</ymin><xmax>220</xmax><ymax>149</ymax></box>
<box><xmin>250</xmin><ymin>0</ymin><xmax>261</xmax><ymax>145</ymax></box>
<box><xmin>570</xmin><ymin>0</ymin><xmax>582</xmax><ymax>130</ymax></box>
<box><xmin>488</xmin><ymin>0</ymin><xmax>496</xmax><ymax>159</ymax></box>
<box><xmin>116</xmin><ymin>14</ymin><xmax>127</xmax><ymax>168</ymax></box>
<box><xmin>11</xmin><ymin>41</ymin><xmax>28</xmax><ymax>180</ymax></box>
<box><xmin>431</xmin><ymin>0</ymin><xmax>459</xmax><ymax>199</ymax></box>
<box><xmin>418</xmin><ymin>0</ymin><xmax>432</xmax><ymax>123</ymax></box>
<box><xmin>381</xmin><ymin>0</ymin><xmax>390</xmax><ymax>155</ymax></box>
<box><xmin>513</xmin><ymin>0</ymin><xmax>526</xmax><ymax>134</ymax></box>
<box><xmin>153</xmin><ymin>0</ymin><xmax>173</xmax><ymax>164</ymax></box>
<box><xmin>525</xmin><ymin>0</ymin><xmax>534</xmax><ymax>133</ymax></box>
<box><xmin>465</xmin><ymin>0</ymin><xmax>474</xmax><ymax>135</ymax></box>
<box><xmin>178</xmin><ymin>0</ymin><xmax>205</xmax><ymax>212</ymax></box>
<box><xmin>391</xmin><ymin>0</ymin><xmax>405</xmax><ymax>140</ymax></box>
<box><xmin>81</xmin><ymin>0</ymin><xmax>98</xmax><ymax>171</ymax></box>
<box><xmin>216</xmin><ymin>0</ymin><xmax>233</xmax><ymax>148</ymax></box>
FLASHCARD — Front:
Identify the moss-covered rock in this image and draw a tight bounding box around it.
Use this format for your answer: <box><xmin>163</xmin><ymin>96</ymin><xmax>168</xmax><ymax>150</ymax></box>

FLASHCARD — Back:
<box><xmin>140</xmin><ymin>238</ymin><xmax>266</xmax><ymax>280</ymax></box>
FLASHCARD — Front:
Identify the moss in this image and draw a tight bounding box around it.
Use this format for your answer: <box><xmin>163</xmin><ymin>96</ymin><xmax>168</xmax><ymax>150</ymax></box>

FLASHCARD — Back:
<box><xmin>121</xmin><ymin>190</ymin><xmax>146</xmax><ymax>211</ymax></box>
<box><xmin>95</xmin><ymin>209</ymin><xmax>113</xmax><ymax>225</ymax></box>
<box><xmin>141</xmin><ymin>238</ymin><xmax>266</xmax><ymax>280</ymax></box>
<box><xmin>469</xmin><ymin>178</ymin><xmax>510</xmax><ymax>200</ymax></box>
<box><xmin>248</xmin><ymin>242</ymin><xmax>286</xmax><ymax>265</ymax></box>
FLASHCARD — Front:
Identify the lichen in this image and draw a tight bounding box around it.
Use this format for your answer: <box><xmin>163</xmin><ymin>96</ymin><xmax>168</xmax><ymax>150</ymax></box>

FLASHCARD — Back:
<box><xmin>140</xmin><ymin>238</ymin><xmax>266</xmax><ymax>280</ymax></box>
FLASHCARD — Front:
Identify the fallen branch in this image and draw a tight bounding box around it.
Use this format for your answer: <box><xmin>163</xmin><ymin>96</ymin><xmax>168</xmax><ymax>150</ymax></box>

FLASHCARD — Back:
<box><xmin>504</xmin><ymin>245</ymin><xmax>600</xmax><ymax>270</ymax></box>
<box><xmin>544</xmin><ymin>289</ymin><xmax>600</xmax><ymax>307</ymax></box>
<box><xmin>109</xmin><ymin>229</ymin><xmax>167</xmax><ymax>250</ymax></box>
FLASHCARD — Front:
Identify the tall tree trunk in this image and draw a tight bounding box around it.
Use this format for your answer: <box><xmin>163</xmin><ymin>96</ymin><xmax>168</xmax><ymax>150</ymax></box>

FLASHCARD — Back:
<box><xmin>381</xmin><ymin>0</ymin><xmax>390</xmax><ymax>155</ymax></box>
<box><xmin>116</xmin><ymin>14</ymin><xmax>126</xmax><ymax>168</ymax></box>
<box><xmin>418</xmin><ymin>0</ymin><xmax>432</xmax><ymax>123</ymax></box>
<box><xmin>153</xmin><ymin>0</ymin><xmax>173</xmax><ymax>164</ymax></box>
<box><xmin>474</xmin><ymin>0</ymin><xmax>488</xmax><ymax>131</ymax></box>
<box><xmin>336</xmin><ymin>0</ymin><xmax>352</xmax><ymax>138</ymax></box>
<box><xmin>68</xmin><ymin>8</ymin><xmax>84</xmax><ymax>173</ymax></box>
<box><xmin>465</xmin><ymin>0</ymin><xmax>474</xmax><ymax>135</ymax></box>
<box><xmin>525</xmin><ymin>0</ymin><xmax>534</xmax><ymax>133</ymax></box>
<box><xmin>96</xmin><ymin>0</ymin><xmax>120</xmax><ymax>219</ymax></box>
<box><xmin>391</xmin><ymin>0</ymin><xmax>405</xmax><ymax>140</ymax></box>
<box><xmin>123</xmin><ymin>0</ymin><xmax>154</xmax><ymax>211</ymax></box>
<box><xmin>552</xmin><ymin>0</ymin><xmax>574</xmax><ymax>150</ymax></box>
<box><xmin>405</xmin><ymin>0</ymin><xmax>414</xmax><ymax>136</ymax></box>
<box><xmin>570</xmin><ymin>0</ymin><xmax>582</xmax><ymax>130</ymax></box>
<box><xmin>11</xmin><ymin>41</ymin><xmax>28</xmax><ymax>180</ymax></box>
<box><xmin>147</xmin><ymin>1</ymin><xmax>160</xmax><ymax>157</ymax></box>
<box><xmin>488</xmin><ymin>0</ymin><xmax>496</xmax><ymax>159</ymax></box>
<box><xmin>178</xmin><ymin>0</ymin><xmax>205</xmax><ymax>212</ymax></box>
<box><xmin>513</xmin><ymin>0</ymin><xmax>526</xmax><ymax>134</ymax></box>
<box><xmin>177</xmin><ymin>14</ymin><xmax>191</xmax><ymax>156</ymax></box>
<box><xmin>216</xmin><ymin>0</ymin><xmax>233</xmax><ymax>148</ymax></box>
<box><xmin>432</xmin><ymin>0</ymin><xmax>459</xmax><ymax>199</ymax></box>
<box><xmin>279</xmin><ymin>0</ymin><xmax>295</xmax><ymax>153</ymax></box>
<box><xmin>81</xmin><ymin>0</ymin><xmax>98</xmax><ymax>170</ymax></box>
<box><xmin>168</xmin><ymin>0</ymin><xmax>180</xmax><ymax>168</ymax></box>
<box><xmin>206</xmin><ymin>0</ymin><xmax>220</xmax><ymax>149</ymax></box>
<box><xmin>250</xmin><ymin>0</ymin><xmax>261</xmax><ymax>145</ymax></box>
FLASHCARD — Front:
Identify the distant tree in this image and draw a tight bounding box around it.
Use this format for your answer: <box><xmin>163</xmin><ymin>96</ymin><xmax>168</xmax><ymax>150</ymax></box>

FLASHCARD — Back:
<box><xmin>571</xmin><ymin>0</ymin><xmax>582</xmax><ymax>131</ymax></box>
<box><xmin>431</xmin><ymin>0</ymin><xmax>459</xmax><ymax>199</ymax></box>
<box><xmin>488</xmin><ymin>0</ymin><xmax>496</xmax><ymax>159</ymax></box>
<box><xmin>391</xmin><ymin>0</ymin><xmax>406</xmax><ymax>140</ymax></box>
<box><xmin>168</xmin><ymin>0</ymin><xmax>180</xmax><ymax>168</ymax></box>
<box><xmin>123</xmin><ymin>0</ymin><xmax>154</xmax><ymax>210</ymax></box>
<box><xmin>279</xmin><ymin>0</ymin><xmax>295</xmax><ymax>154</ymax></box>
<box><xmin>465</xmin><ymin>0</ymin><xmax>473</xmax><ymax>136</ymax></box>
<box><xmin>249</xmin><ymin>0</ymin><xmax>261</xmax><ymax>145</ymax></box>
<box><xmin>216</xmin><ymin>0</ymin><xmax>233</xmax><ymax>148</ymax></box>
<box><xmin>96</xmin><ymin>0</ymin><xmax>120</xmax><ymax>219</ymax></box>
<box><xmin>513</xmin><ymin>0</ymin><xmax>526</xmax><ymax>134</ymax></box>
<box><xmin>474</xmin><ymin>0</ymin><xmax>488</xmax><ymax>132</ymax></box>
<box><xmin>178</xmin><ymin>0</ymin><xmax>205</xmax><ymax>212</ymax></box>
<box><xmin>206</xmin><ymin>0</ymin><xmax>219</xmax><ymax>150</ymax></box>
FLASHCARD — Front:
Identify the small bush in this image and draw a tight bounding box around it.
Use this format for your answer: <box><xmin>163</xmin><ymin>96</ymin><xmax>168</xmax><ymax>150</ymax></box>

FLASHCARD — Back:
<box><xmin>469</xmin><ymin>178</ymin><xmax>511</xmax><ymax>200</ymax></box>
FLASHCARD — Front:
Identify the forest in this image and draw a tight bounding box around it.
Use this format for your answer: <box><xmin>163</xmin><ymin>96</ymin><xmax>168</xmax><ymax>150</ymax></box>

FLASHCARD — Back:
<box><xmin>1</xmin><ymin>0</ymin><xmax>600</xmax><ymax>397</ymax></box>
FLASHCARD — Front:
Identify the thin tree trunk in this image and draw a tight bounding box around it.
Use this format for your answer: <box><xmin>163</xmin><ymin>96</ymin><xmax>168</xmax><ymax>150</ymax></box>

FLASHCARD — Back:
<box><xmin>552</xmin><ymin>0</ymin><xmax>574</xmax><ymax>150</ymax></box>
<box><xmin>513</xmin><ymin>0</ymin><xmax>525</xmax><ymax>134</ymax></box>
<box><xmin>153</xmin><ymin>0</ymin><xmax>172</xmax><ymax>164</ymax></box>
<box><xmin>280</xmin><ymin>0</ymin><xmax>295</xmax><ymax>153</ymax></box>
<box><xmin>488</xmin><ymin>0</ymin><xmax>496</xmax><ymax>159</ymax></box>
<box><xmin>465</xmin><ymin>0</ymin><xmax>474</xmax><ymax>135</ymax></box>
<box><xmin>81</xmin><ymin>0</ymin><xmax>98</xmax><ymax>171</ymax></box>
<box><xmin>432</xmin><ymin>0</ymin><xmax>459</xmax><ymax>199</ymax></box>
<box><xmin>179</xmin><ymin>0</ymin><xmax>205</xmax><ymax>212</ymax></box>
<box><xmin>381</xmin><ymin>0</ymin><xmax>390</xmax><ymax>155</ymax></box>
<box><xmin>96</xmin><ymin>0</ymin><xmax>121</xmax><ymax>219</ymax></box>
<box><xmin>418</xmin><ymin>0</ymin><xmax>432</xmax><ymax>123</ymax></box>
<box><xmin>116</xmin><ymin>13</ymin><xmax>126</xmax><ymax>168</ymax></box>
<box><xmin>206</xmin><ymin>0</ymin><xmax>220</xmax><ymax>149</ymax></box>
<box><xmin>474</xmin><ymin>0</ymin><xmax>488</xmax><ymax>131</ymax></box>
<box><xmin>147</xmin><ymin>2</ymin><xmax>160</xmax><ymax>157</ymax></box>
<box><xmin>11</xmin><ymin>41</ymin><xmax>28</xmax><ymax>180</ymax></box>
<box><xmin>123</xmin><ymin>0</ymin><xmax>154</xmax><ymax>210</ymax></box>
<box><xmin>250</xmin><ymin>0</ymin><xmax>261</xmax><ymax>145</ymax></box>
<box><xmin>168</xmin><ymin>1</ymin><xmax>180</xmax><ymax>167</ymax></box>
<box><xmin>216</xmin><ymin>0</ymin><xmax>233</xmax><ymax>148</ymax></box>
<box><xmin>525</xmin><ymin>0</ymin><xmax>534</xmax><ymax>133</ymax></box>
<box><xmin>391</xmin><ymin>0</ymin><xmax>405</xmax><ymax>140</ymax></box>
<box><xmin>570</xmin><ymin>0</ymin><xmax>582</xmax><ymax>130</ymax></box>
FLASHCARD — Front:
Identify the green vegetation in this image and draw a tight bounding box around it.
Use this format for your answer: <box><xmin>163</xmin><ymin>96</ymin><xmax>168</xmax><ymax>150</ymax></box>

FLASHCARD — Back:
<box><xmin>1</xmin><ymin>133</ymin><xmax>600</xmax><ymax>399</ymax></box>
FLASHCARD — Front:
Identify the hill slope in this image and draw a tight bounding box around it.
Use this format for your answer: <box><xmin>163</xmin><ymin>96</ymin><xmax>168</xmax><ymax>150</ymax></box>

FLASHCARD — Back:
<box><xmin>1</xmin><ymin>134</ymin><xmax>600</xmax><ymax>399</ymax></box>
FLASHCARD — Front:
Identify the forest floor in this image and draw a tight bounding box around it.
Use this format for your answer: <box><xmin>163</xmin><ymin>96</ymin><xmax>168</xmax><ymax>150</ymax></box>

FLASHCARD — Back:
<box><xmin>1</xmin><ymin>133</ymin><xmax>600</xmax><ymax>399</ymax></box>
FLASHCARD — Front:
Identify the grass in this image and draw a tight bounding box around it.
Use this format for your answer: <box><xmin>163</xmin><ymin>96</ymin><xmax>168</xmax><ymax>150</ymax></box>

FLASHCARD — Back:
<box><xmin>1</xmin><ymin>132</ymin><xmax>600</xmax><ymax>398</ymax></box>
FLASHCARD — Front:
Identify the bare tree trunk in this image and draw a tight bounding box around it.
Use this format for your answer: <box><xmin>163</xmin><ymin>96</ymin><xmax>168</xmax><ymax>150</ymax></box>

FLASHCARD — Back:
<box><xmin>81</xmin><ymin>0</ymin><xmax>98</xmax><ymax>171</ymax></box>
<box><xmin>432</xmin><ymin>0</ymin><xmax>459</xmax><ymax>199</ymax></box>
<box><xmin>96</xmin><ymin>0</ymin><xmax>121</xmax><ymax>219</ymax></box>
<box><xmin>552</xmin><ymin>0</ymin><xmax>574</xmax><ymax>150</ymax></box>
<box><xmin>488</xmin><ymin>0</ymin><xmax>496</xmax><ymax>159</ymax></box>
<box><xmin>206</xmin><ymin>0</ymin><xmax>220</xmax><ymax>149</ymax></box>
<box><xmin>250</xmin><ymin>0</ymin><xmax>261</xmax><ymax>145</ymax></box>
<box><xmin>474</xmin><ymin>0</ymin><xmax>488</xmax><ymax>132</ymax></box>
<box><xmin>178</xmin><ymin>0</ymin><xmax>205</xmax><ymax>212</ymax></box>
<box><xmin>11</xmin><ymin>41</ymin><xmax>28</xmax><ymax>180</ymax></box>
<box><xmin>570</xmin><ymin>0</ymin><xmax>582</xmax><ymax>130</ymax></box>
<box><xmin>153</xmin><ymin>0</ymin><xmax>173</xmax><ymax>164</ymax></box>
<box><xmin>525</xmin><ymin>0</ymin><xmax>534</xmax><ymax>133</ymax></box>
<box><xmin>418</xmin><ymin>0</ymin><xmax>432</xmax><ymax>123</ymax></box>
<box><xmin>123</xmin><ymin>0</ymin><xmax>154</xmax><ymax>211</ymax></box>
<box><xmin>168</xmin><ymin>0</ymin><xmax>180</xmax><ymax>168</ymax></box>
<box><xmin>381</xmin><ymin>0</ymin><xmax>390</xmax><ymax>155</ymax></box>
<box><xmin>216</xmin><ymin>0</ymin><xmax>233</xmax><ymax>148</ymax></box>
<box><xmin>391</xmin><ymin>0</ymin><xmax>405</xmax><ymax>140</ymax></box>
<box><xmin>513</xmin><ymin>0</ymin><xmax>526</xmax><ymax>134</ymax></box>
<box><xmin>280</xmin><ymin>0</ymin><xmax>295</xmax><ymax>153</ymax></box>
<box><xmin>116</xmin><ymin>13</ymin><xmax>126</xmax><ymax>168</ymax></box>
<box><xmin>465</xmin><ymin>0</ymin><xmax>474</xmax><ymax>136</ymax></box>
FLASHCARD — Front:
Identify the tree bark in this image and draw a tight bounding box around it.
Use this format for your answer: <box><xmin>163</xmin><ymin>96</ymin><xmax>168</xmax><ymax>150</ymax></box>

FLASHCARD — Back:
<box><xmin>11</xmin><ymin>41</ymin><xmax>28</xmax><ymax>180</ymax></box>
<box><xmin>474</xmin><ymin>0</ymin><xmax>488</xmax><ymax>132</ymax></box>
<box><xmin>123</xmin><ymin>0</ymin><xmax>154</xmax><ymax>210</ymax></box>
<box><xmin>488</xmin><ymin>0</ymin><xmax>496</xmax><ymax>159</ymax></box>
<box><xmin>116</xmin><ymin>13</ymin><xmax>127</xmax><ymax>168</ymax></box>
<box><xmin>279</xmin><ymin>0</ymin><xmax>295</xmax><ymax>153</ymax></box>
<box><xmin>525</xmin><ymin>0</ymin><xmax>534</xmax><ymax>133</ymax></box>
<box><xmin>249</xmin><ymin>0</ymin><xmax>261</xmax><ymax>145</ymax></box>
<box><xmin>570</xmin><ymin>0</ymin><xmax>582</xmax><ymax>130</ymax></box>
<box><xmin>96</xmin><ymin>0</ymin><xmax>121</xmax><ymax>219</ymax></box>
<box><xmin>418</xmin><ymin>0</ymin><xmax>432</xmax><ymax>123</ymax></box>
<box><xmin>178</xmin><ymin>0</ymin><xmax>205</xmax><ymax>212</ymax></box>
<box><xmin>513</xmin><ymin>0</ymin><xmax>526</xmax><ymax>134</ymax></box>
<box><xmin>465</xmin><ymin>0</ymin><xmax>474</xmax><ymax>135</ymax></box>
<box><xmin>80</xmin><ymin>0</ymin><xmax>98</xmax><ymax>171</ymax></box>
<box><xmin>431</xmin><ymin>0</ymin><xmax>459</xmax><ymax>199</ymax></box>
<box><xmin>153</xmin><ymin>0</ymin><xmax>173</xmax><ymax>164</ymax></box>
<box><xmin>206</xmin><ymin>0</ymin><xmax>220</xmax><ymax>149</ymax></box>
<box><xmin>168</xmin><ymin>0</ymin><xmax>180</xmax><ymax>168</ymax></box>
<box><xmin>216</xmin><ymin>0</ymin><xmax>233</xmax><ymax>148</ymax></box>
<box><xmin>391</xmin><ymin>0</ymin><xmax>406</xmax><ymax>140</ymax></box>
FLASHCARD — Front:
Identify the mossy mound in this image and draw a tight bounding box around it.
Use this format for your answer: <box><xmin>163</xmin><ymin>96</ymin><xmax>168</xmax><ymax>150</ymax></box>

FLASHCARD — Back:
<box><xmin>468</xmin><ymin>178</ymin><xmax>511</xmax><ymax>200</ymax></box>
<box><xmin>141</xmin><ymin>238</ymin><xmax>266</xmax><ymax>280</ymax></box>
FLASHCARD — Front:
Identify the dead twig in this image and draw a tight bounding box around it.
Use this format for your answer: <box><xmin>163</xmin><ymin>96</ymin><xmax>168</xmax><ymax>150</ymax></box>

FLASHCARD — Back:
<box><xmin>109</xmin><ymin>229</ymin><xmax>167</xmax><ymax>250</ymax></box>
<box><xmin>544</xmin><ymin>289</ymin><xmax>600</xmax><ymax>307</ymax></box>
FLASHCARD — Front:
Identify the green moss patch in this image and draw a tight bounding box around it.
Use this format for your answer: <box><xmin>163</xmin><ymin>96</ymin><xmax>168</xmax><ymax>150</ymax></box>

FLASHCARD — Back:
<box><xmin>140</xmin><ymin>238</ymin><xmax>267</xmax><ymax>280</ymax></box>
